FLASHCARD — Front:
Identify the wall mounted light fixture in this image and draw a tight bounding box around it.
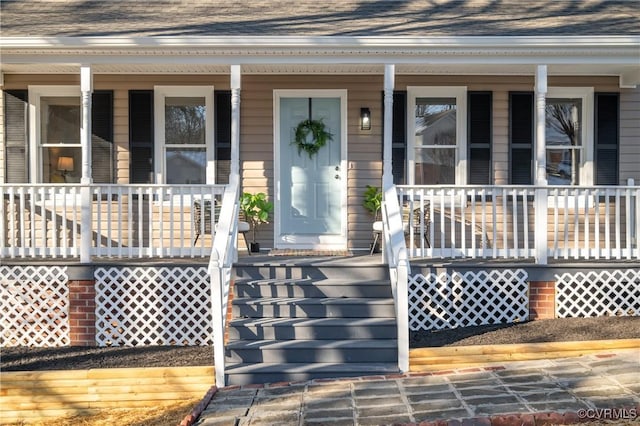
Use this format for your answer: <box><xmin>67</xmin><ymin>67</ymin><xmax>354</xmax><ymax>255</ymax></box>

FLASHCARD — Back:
<box><xmin>360</xmin><ymin>107</ymin><xmax>371</xmax><ymax>130</ymax></box>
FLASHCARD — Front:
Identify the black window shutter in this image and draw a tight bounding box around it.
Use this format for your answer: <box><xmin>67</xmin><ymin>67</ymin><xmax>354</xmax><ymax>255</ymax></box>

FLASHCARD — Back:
<box><xmin>595</xmin><ymin>93</ymin><xmax>619</xmax><ymax>185</ymax></box>
<box><xmin>129</xmin><ymin>90</ymin><xmax>154</xmax><ymax>183</ymax></box>
<box><xmin>468</xmin><ymin>92</ymin><xmax>492</xmax><ymax>184</ymax></box>
<box><xmin>91</xmin><ymin>91</ymin><xmax>114</xmax><ymax>183</ymax></box>
<box><xmin>509</xmin><ymin>92</ymin><xmax>534</xmax><ymax>184</ymax></box>
<box><xmin>390</xmin><ymin>91</ymin><xmax>406</xmax><ymax>185</ymax></box>
<box><xmin>4</xmin><ymin>90</ymin><xmax>29</xmax><ymax>183</ymax></box>
<box><xmin>215</xmin><ymin>91</ymin><xmax>232</xmax><ymax>184</ymax></box>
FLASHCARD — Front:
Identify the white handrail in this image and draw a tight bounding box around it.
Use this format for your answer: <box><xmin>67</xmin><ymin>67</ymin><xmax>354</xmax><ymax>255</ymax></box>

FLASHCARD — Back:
<box><xmin>381</xmin><ymin>185</ymin><xmax>409</xmax><ymax>373</ymax></box>
<box><xmin>208</xmin><ymin>175</ymin><xmax>240</xmax><ymax>388</ymax></box>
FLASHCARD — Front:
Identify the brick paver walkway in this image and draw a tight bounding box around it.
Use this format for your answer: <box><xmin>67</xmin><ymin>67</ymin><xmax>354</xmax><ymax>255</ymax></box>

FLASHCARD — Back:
<box><xmin>193</xmin><ymin>349</ymin><xmax>640</xmax><ymax>425</ymax></box>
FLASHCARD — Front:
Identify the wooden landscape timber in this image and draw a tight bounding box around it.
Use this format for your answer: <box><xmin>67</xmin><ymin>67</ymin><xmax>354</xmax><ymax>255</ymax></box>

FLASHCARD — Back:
<box><xmin>0</xmin><ymin>366</ymin><xmax>214</xmax><ymax>424</ymax></box>
<box><xmin>409</xmin><ymin>339</ymin><xmax>640</xmax><ymax>372</ymax></box>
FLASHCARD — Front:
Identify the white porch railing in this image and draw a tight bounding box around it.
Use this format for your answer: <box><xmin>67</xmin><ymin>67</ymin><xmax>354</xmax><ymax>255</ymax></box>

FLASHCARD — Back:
<box><xmin>1</xmin><ymin>184</ymin><xmax>226</xmax><ymax>260</ymax></box>
<box><xmin>381</xmin><ymin>186</ymin><xmax>410</xmax><ymax>373</ymax></box>
<box><xmin>208</xmin><ymin>176</ymin><xmax>240</xmax><ymax>387</ymax></box>
<box><xmin>398</xmin><ymin>183</ymin><xmax>640</xmax><ymax>263</ymax></box>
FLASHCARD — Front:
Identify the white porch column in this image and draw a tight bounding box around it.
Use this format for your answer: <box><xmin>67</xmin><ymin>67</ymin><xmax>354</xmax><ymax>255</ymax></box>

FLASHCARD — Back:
<box><xmin>80</xmin><ymin>65</ymin><xmax>93</xmax><ymax>184</ymax></box>
<box><xmin>382</xmin><ymin>64</ymin><xmax>395</xmax><ymax>191</ymax></box>
<box><xmin>230</xmin><ymin>65</ymin><xmax>241</xmax><ymax>180</ymax></box>
<box><xmin>534</xmin><ymin>65</ymin><xmax>548</xmax><ymax>265</ymax></box>
<box><xmin>80</xmin><ymin>65</ymin><xmax>93</xmax><ymax>264</ymax></box>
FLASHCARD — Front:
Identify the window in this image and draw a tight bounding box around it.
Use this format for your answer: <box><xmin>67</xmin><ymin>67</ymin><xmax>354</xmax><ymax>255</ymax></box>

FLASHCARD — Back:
<box><xmin>29</xmin><ymin>87</ymin><xmax>81</xmax><ymax>183</ymax></box>
<box><xmin>545</xmin><ymin>87</ymin><xmax>593</xmax><ymax>185</ymax></box>
<box><xmin>407</xmin><ymin>87</ymin><xmax>467</xmax><ymax>185</ymax></box>
<box><xmin>154</xmin><ymin>86</ymin><xmax>214</xmax><ymax>184</ymax></box>
<box><xmin>26</xmin><ymin>86</ymin><xmax>113</xmax><ymax>184</ymax></box>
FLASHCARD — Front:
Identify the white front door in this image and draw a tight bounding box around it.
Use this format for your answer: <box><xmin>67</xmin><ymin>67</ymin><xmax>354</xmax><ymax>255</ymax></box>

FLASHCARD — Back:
<box><xmin>274</xmin><ymin>90</ymin><xmax>347</xmax><ymax>250</ymax></box>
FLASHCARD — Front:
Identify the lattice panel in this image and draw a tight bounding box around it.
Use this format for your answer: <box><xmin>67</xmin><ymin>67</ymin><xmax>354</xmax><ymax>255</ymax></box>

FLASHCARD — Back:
<box><xmin>556</xmin><ymin>269</ymin><xmax>640</xmax><ymax>318</ymax></box>
<box><xmin>95</xmin><ymin>267</ymin><xmax>212</xmax><ymax>346</ymax></box>
<box><xmin>0</xmin><ymin>266</ymin><xmax>69</xmax><ymax>347</ymax></box>
<box><xmin>408</xmin><ymin>269</ymin><xmax>529</xmax><ymax>331</ymax></box>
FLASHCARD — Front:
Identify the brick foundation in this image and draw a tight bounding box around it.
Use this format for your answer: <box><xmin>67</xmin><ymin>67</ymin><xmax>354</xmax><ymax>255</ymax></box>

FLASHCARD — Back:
<box><xmin>68</xmin><ymin>280</ymin><xmax>97</xmax><ymax>346</ymax></box>
<box><xmin>529</xmin><ymin>281</ymin><xmax>556</xmax><ymax>320</ymax></box>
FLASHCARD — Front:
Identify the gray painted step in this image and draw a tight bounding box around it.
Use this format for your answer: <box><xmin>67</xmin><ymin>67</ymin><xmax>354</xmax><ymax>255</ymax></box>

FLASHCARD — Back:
<box><xmin>225</xmin><ymin>362</ymin><xmax>400</xmax><ymax>386</ymax></box>
<box><xmin>226</xmin><ymin>339</ymin><xmax>398</xmax><ymax>363</ymax></box>
<box><xmin>232</xmin><ymin>297</ymin><xmax>396</xmax><ymax>318</ymax></box>
<box><xmin>234</xmin><ymin>279</ymin><xmax>393</xmax><ymax>298</ymax></box>
<box><xmin>228</xmin><ymin>317</ymin><xmax>397</xmax><ymax>340</ymax></box>
<box><xmin>234</xmin><ymin>264</ymin><xmax>390</xmax><ymax>282</ymax></box>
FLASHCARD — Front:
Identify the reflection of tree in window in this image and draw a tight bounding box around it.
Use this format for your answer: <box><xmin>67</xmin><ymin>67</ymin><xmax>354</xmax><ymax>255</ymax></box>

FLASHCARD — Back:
<box><xmin>546</xmin><ymin>99</ymin><xmax>581</xmax><ymax>185</ymax></box>
<box><xmin>415</xmin><ymin>98</ymin><xmax>456</xmax><ymax>184</ymax></box>
<box><xmin>165</xmin><ymin>99</ymin><xmax>205</xmax><ymax>145</ymax></box>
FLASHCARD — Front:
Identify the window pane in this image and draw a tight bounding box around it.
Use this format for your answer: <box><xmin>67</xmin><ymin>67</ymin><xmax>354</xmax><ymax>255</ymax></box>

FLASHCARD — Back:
<box><xmin>165</xmin><ymin>97</ymin><xmax>205</xmax><ymax>145</ymax></box>
<box><xmin>414</xmin><ymin>147</ymin><xmax>455</xmax><ymax>184</ymax></box>
<box><xmin>415</xmin><ymin>97</ymin><xmax>457</xmax><ymax>146</ymax></box>
<box><xmin>546</xmin><ymin>98</ymin><xmax>582</xmax><ymax>147</ymax></box>
<box><xmin>43</xmin><ymin>148</ymin><xmax>81</xmax><ymax>183</ymax></box>
<box><xmin>166</xmin><ymin>148</ymin><xmax>206</xmax><ymax>184</ymax></box>
<box><xmin>547</xmin><ymin>149</ymin><xmax>581</xmax><ymax>185</ymax></box>
<box><xmin>41</xmin><ymin>96</ymin><xmax>80</xmax><ymax>145</ymax></box>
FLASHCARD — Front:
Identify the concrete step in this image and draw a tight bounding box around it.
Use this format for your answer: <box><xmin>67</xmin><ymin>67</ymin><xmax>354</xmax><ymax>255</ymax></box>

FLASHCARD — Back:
<box><xmin>228</xmin><ymin>317</ymin><xmax>397</xmax><ymax>340</ymax></box>
<box><xmin>225</xmin><ymin>362</ymin><xmax>400</xmax><ymax>386</ymax></box>
<box><xmin>232</xmin><ymin>297</ymin><xmax>396</xmax><ymax>318</ymax></box>
<box><xmin>234</xmin><ymin>279</ymin><xmax>393</xmax><ymax>298</ymax></box>
<box><xmin>226</xmin><ymin>339</ymin><xmax>398</xmax><ymax>363</ymax></box>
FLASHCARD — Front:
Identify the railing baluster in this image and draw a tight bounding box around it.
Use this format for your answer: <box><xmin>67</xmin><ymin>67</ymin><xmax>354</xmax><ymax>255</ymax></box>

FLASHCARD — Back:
<box><xmin>605</xmin><ymin>189</ymin><xmax>611</xmax><ymax>260</ymax></box>
<box><xmin>481</xmin><ymin>189</ymin><xmax>487</xmax><ymax>258</ymax></box>
<box><xmin>594</xmin><ymin>189</ymin><xmax>600</xmax><ymax>260</ymax></box>
<box><xmin>625</xmin><ymin>186</ymin><xmax>632</xmax><ymax>260</ymax></box>
<box><xmin>584</xmin><ymin>189</ymin><xmax>590</xmax><ymax>259</ymax></box>
<box><xmin>147</xmin><ymin>186</ymin><xmax>153</xmax><ymax>258</ymax></box>
<box><xmin>615</xmin><ymin>189</ymin><xmax>621</xmax><ymax>260</ymax></box>
<box><xmin>522</xmin><ymin>188</ymin><xmax>529</xmax><ymax>258</ymax></box>
<box><xmin>511</xmin><ymin>188</ymin><xmax>518</xmax><ymax>258</ymax></box>
<box><xmin>470</xmin><ymin>188</ymin><xmax>476</xmax><ymax>259</ymax></box>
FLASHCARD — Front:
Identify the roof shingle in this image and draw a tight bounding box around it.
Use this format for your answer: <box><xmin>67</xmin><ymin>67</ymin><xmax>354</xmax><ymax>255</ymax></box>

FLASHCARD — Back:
<box><xmin>1</xmin><ymin>0</ymin><xmax>638</xmax><ymax>37</ymax></box>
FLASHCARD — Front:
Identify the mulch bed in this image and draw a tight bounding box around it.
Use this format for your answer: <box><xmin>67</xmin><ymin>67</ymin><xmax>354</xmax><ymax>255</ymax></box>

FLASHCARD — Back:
<box><xmin>2</xmin><ymin>317</ymin><xmax>639</xmax><ymax>372</ymax></box>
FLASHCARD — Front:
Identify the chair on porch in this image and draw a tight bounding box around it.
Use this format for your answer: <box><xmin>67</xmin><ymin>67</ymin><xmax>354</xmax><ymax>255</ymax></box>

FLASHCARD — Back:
<box><xmin>370</xmin><ymin>203</ymin><xmax>431</xmax><ymax>255</ymax></box>
<box><xmin>193</xmin><ymin>199</ymin><xmax>251</xmax><ymax>255</ymax></box>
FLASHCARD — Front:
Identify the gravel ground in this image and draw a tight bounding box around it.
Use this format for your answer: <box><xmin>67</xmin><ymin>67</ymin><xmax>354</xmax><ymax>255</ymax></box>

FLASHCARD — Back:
<box><xmin>410</xmin><ymin>316</ymin><xmax>640</xmax><ymax>348</ymax></box>
<box><xmin>2</xmin><ymin>317</ymin><xmax>638</xmax><ymax>371</ymax></box>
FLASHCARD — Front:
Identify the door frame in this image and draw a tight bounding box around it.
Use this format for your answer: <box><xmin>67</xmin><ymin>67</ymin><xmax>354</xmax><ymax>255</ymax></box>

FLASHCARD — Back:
<box><xmin>273</xmin><ymin>89</ymin><xmax>348</xmax><ymax>250</ymax></box>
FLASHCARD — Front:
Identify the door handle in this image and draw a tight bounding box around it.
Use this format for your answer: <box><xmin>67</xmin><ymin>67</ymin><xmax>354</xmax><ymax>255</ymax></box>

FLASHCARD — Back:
<box><xmin>334</xmin><ymin>174</ymin><xmax>340</xmax><ymax>180</ymax></box>
<box><xmin>335</xmin><ymin>166</ymin><xmax>340</xmax><ymax>171</ymax></box>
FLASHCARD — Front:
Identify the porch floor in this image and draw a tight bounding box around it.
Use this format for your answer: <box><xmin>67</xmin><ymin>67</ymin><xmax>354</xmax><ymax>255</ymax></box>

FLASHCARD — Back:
<box><xmin>2</xmin><ymin>251</ymin><xmax>639</xmax><ymax>268</ymax></box>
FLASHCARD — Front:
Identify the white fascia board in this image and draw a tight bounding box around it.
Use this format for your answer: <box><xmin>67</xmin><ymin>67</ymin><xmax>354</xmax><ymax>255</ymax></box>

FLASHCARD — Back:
<box><xmin>1</xmin><ymin>35</ymin><xmax>638</xmax><ymax>67</ymax></box>
<box><xmin>1</xmin><ymin>35</ymin><xmax>639</xmax><ymax>49</ymax></box>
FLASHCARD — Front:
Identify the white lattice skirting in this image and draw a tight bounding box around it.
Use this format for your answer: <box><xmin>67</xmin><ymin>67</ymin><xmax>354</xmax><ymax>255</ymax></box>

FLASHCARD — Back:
<box><xmin>0</xmin><ymin>266</ymin><xmax>69</xmax><ymax>347</ymax></box>
<box><xmin>408</xmin><ymin>269</ymin><xmax>529</xmax><ymax>331</ymax></box>
<box><xmin>556</xmin><ymin>269</ymin><xmax>640</xmax><ymax>318</ymax></box>
<box><xmin>95</xmin><ymin>267</ymin><xmax>212</xmax><ymax>346</ymax></box>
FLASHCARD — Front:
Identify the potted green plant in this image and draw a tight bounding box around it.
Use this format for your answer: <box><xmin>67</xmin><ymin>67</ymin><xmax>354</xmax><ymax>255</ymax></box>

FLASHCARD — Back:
<box><xmin>362</xmin><ymin>185</ymin><xmax>383</xmax><ymax>253</ymax></box>
<box><xmin>362</xmin><ymin>185</ymin><xmax>382</xmax><ymax>220</ymax></box>
<box><xmin>239</xmin><ymin>192</ymin><xmax>273</xmax><ymax>253</ymax></box>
